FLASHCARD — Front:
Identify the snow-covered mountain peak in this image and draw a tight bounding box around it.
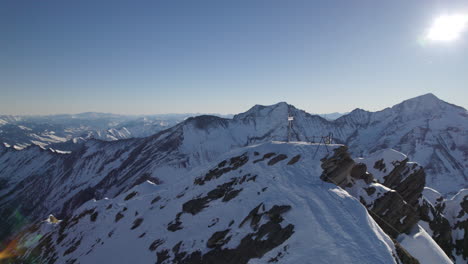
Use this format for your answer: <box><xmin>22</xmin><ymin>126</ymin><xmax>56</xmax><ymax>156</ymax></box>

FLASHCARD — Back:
<box><xmin>391</xmin><ymin>93</ymin><xmax>465</xmax><ymax>116</ymax></box>
<box><xmin>184</xmin><ymin>115</ymin><xmax>230</xmax><ymax>130</ymax></box>
<box><xmin>233</xmin><ymin>102</ymin><xmax>294</xmax><ymax>121</ymax></box>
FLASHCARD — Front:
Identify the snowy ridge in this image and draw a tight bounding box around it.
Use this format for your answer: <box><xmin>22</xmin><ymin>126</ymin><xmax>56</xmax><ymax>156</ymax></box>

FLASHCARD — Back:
<box><xmin>14</xmin><ymin>142</ymin><xmax>404</xmax><ymax>264</ymax></box>
<box><xmin>1</xmin><ymin>94</ymin><xmax>466</xmax><ymax>194</ymax></box>
<box><xmin>0</xmin><ymin>93</ymin><xmax>466</xmax><ymax>263</ymax></box>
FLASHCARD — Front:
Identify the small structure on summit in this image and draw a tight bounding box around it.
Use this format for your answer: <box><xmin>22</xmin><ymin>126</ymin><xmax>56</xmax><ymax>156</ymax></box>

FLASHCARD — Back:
<box><xmin>46</xmin><ymin>214</ymin><xmax>61</xmax><ymax>224</ymax></box>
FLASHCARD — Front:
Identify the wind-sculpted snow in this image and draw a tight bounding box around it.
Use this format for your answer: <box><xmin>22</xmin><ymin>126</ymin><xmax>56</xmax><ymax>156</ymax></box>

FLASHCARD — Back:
<box><xmin>10</xmin><ymin>142</ymin><xmax>403</xmax><ymax>264</ymax></box>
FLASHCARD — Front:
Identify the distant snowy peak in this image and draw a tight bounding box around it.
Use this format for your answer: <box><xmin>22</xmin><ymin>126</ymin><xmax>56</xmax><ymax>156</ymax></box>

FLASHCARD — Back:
<box><xmin>317</xmin><ymin>112</ymin><xmax>348</xmax><ymax>120</ymax></box>
<box><xmin>390</xmin><ymin>93</ymin><xmax>466</xmax><ymax>118</ymax></box>
<box><xmin>233</xmin><ymin>102</ymin><xmax>291</xmax><ymax>120</ymax></box>
<box><xmin>336</xmin><ymin>93</ymin><xmax>466</xmax><ymax>125</ymax></box>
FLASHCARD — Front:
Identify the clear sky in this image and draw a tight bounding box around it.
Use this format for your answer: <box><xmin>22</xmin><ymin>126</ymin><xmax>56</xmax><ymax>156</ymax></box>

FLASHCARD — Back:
<box><xmin>1</xmin><ymin>0</ymin><xmax>468</xmax><ymax>115</ymax></box>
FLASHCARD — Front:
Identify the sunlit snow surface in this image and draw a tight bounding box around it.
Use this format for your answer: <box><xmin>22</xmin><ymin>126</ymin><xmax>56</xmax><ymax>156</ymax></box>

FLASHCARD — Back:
<box><xmin>18</xmin><ymin>142</ymin><xmax>402</xmax><ymax>264</ymax></box>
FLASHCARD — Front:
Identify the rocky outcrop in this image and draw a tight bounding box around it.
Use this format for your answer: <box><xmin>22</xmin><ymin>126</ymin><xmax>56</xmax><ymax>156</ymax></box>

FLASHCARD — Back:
<box><xmin>418</xmin><ymin>190</ymin><xmax>468</xmax><ymax>262</ymax></box>
<box><xmin>418</xmin><ymin>198</ymin><xmax>454</xmax><ymax>258</ymax></box>
<box><xmin>370</xmin><ymin>191</ymin><xmax>419</xmax><ymax>238</ymax></box>
<box><xmin>320</xmin><ymin>146</ymin><xmax>426</xmax><ymax>261</ymax></box>
<box><xmin>320</xmin><ymin>146</ymin><xmax>468</xmax><ymax>262</ymax></box>
<box><xmin>320</xmin><ymin>146</ymin><xmax>354</xmax><ymax>187</ymax></box>
<box><xmin>382</xmin><ymin>159</ymin><xmax>425</xmax><ymax>206</ymax></box>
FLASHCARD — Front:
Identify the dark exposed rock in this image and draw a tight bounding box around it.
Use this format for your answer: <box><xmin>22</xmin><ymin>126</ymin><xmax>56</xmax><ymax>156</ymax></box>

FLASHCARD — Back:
<box><xmin>63</xmin><ymin>238</ymin><xmax>81</xmax><ymax>256</ymax></box>
<box><xmin>60</xmin><ymin>187</ymin><xmax>96</xmax><ymax>217</ymax></box>
<box><xmin>239</xmin><ymin>203</ymin><xmax>264</xmax><ymax>230</ymax></box>
<box><xmin>320</xmin><ymin>146</ymin><xmax>426</xmax><ymax>261</ymax></box>
<box><xmin>320</xmin><ymin>146</ymin><xmax>354</xmax><ymax>187</ymax></box>
<box><xmin>186</xmin><ymin>115</ymin><xmax>229</xmax><ymax>130</ymax></box>
<box><xmin>149</xmin><ymin>239</ymin><xmax>164</xmax><ymax>252</ymax></box>
<box><xmin>267</xmin><ymin>154</ymin><xmax>288</xmax><ymax>166</ymax></box>
<box><xmin>350</xmin><ymin>163</ymin><xmax>373</xmax><ymax>184</ymax></box>
<box><xmin>168</xmin><ymin>213</ymin><xmax>183</xmax><ymax>232</ymax></box>
<box><xmin>124</xmin><ymin>191</ymin><xmax>138</xmax><ymax>201</ymax></box>
<box><xmin>172</xmin><ymin>204</ymin><xmax>294</xmax><ymax>264</ymax></box>
<box><xmin>365</xmin><ymin>187</ymin><xmax>376</xmax><ymax>196</ymax></box>
<box><xmin>267</xmin><ymin>205</ymin><xmax>291</xmax><ymax>223</ymax></box>
<box><xmin>374</xmin><ymin>159</ymin><xmax>386</xmax><ymax>172</ymax></box>
<box><xmin>182</xmin><ymin>197</ymin><xmax>210</xmax><ymax>215</ymax></box>
<box><xmin>90</xmin><ymin>211</ymin><xmax>98</xmax><ymax>222</ymax></box>
<box><xmin>382</xmin><ymin>159</ymin><xmax>425</xmax><ymax>206</ymax></box>
<box><xmin>151</xmin><ymin>196</ymin><xmax>161</xmax><ymax>204</ymax></box>
<box><xmin>156</xmin><ymin>249</ymin><xmax>170</xmax><ymax>264</ymax></box>
<box><xmin>207</xmin><ymin>229</ymin><xmax>231</xmax><ymax>248</ymax></box>
<box><xmin>253</xmin><ymin>152</ymin><xmax>276</xmax><ymax>164</ymax></box>
<box><xmin>393</xmin><ymin>239</ymin><xmax>420</xmax><ymax>264</ymax></box>
<box><xmin>370</xmin><ymin>191</ymin><xmax>419</xmax><ymax>238</ymax></box>
<box><xmin>115</xmin><ymin>212</ymin><xmax>124</xmax><ymax>222</ymax></box>
<box><xmin>131</xmin><ymin>218</ymin><xmax>143</xmax><ymax>230</ymax></box>
<box><xmin>222</xmin><ymin>189</ymin><xmax>243</xmax><ymax>202</ymax></box>
<box><xmin>208</xmin><ymin>218</ymin><xmax>219</xmax><ymax>228</ymax></box>
<box><xmin>68</xmin><ymin>208</ymin><xmax>96</xmax><ymax>230</ymax></box>
<box><xmin>195</xmin><ymin>153</ymin><xmax>249</xmax><ymax>185</ymax></box>
<box><xmin>185</xmin><ymin>175</ymin><xmax>248</xmax><ymax>216</ymax></box>
<box><xmin>287</xmin><ymin>155</ymin><xmax>301</xmax><ymax>165</ymax></box>
<box><xmin>418</xmin><ymin>199</ymin><xmax>454</xmax><ymax>259</ymax></box>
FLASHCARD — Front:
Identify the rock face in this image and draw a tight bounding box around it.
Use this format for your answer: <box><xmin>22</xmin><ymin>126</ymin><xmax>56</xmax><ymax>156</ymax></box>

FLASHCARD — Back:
<box><xmin>418</xmin><ymin>189</ymin><xmax>468</xmax><ymax>263</ymax></box>
<box><xmin>381</xmin><ymin>159</ymin><xmax>425</xmax><ymax>206</ymax></box>
<box><xmin>320</xmin><ymin>146</ymin><xmax>457</xmax><ymax>263</ymax></box>
<box><xmin>320</xmin><ymin>146</ymin><xmax>354</xmax><ymax>187</ymax></box>
<box><xmin>321</xmin><ymin>147</ymin><xmax>422</xmax><ymax>237</ymax></box>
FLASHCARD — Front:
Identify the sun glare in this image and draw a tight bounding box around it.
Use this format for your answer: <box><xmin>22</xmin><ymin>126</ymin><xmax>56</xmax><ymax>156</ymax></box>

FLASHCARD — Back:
<box><xmin>426</xmin><ymin>14</ymin><xmax>468</xmax><ymax>42</ymax></box>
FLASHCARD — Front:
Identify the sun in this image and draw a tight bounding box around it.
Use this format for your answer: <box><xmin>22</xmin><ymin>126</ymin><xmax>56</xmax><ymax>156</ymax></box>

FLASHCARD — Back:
<box><xmin>426</xmin><ymin>14</ymin><xmax>468</xmax><ymax>42</ymax></box>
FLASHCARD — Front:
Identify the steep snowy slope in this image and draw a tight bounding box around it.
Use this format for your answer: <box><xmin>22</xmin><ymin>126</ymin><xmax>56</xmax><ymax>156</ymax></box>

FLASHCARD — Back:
<box><xmin>11</xmin><ymin>142</ymin><xmax>407</xmax><ymax>264</ymax></box>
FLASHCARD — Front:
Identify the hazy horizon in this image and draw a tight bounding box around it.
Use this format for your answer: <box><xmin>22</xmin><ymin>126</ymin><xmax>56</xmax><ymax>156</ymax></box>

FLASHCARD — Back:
<box><xmin>1</xmin><ymin>93</ymin><xmax>466</xmax><ymax>117</ymax></box>
<box><xmin>2</xmin><ymin>1</ymin><xmax>468</xmax><ymax>115</ymax></box>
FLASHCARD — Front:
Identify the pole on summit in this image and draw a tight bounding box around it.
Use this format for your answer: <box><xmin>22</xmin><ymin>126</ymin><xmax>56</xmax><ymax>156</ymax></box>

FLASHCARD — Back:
<box><xmin>287</xmin><ymin>115</ymin><xmax>294</xmax><ymax>142</ymax></box>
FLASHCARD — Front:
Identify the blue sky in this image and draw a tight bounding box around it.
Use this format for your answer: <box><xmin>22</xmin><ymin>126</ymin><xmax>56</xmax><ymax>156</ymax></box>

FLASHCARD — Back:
<box><xmin>1</xmin><ymin>0</ymin><xmax>468</xmax><ymax>115</ymax></box>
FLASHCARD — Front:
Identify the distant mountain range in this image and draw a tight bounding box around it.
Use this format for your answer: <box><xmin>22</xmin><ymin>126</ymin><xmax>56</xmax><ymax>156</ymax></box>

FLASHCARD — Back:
<box><xmin>0</xmin><ymin>93</ymin><xmax>466</xmax><ymax>263</ymax></box>
<box><xmin>0</xmin><ymin>113</ymin><xmax>234</xmax><ymax>150</ymax></box>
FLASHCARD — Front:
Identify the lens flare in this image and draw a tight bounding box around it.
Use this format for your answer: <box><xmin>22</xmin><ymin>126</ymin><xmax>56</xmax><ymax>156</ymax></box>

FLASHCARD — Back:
<box><xmin>426</xmin><ymin>14</ymin><xmax>468</xmax><ymax>42</ymax></box>
<box><xmin>0</xmin><ymin>238</ymin><xmax>22</xmax><ymax>260</ymax></box>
